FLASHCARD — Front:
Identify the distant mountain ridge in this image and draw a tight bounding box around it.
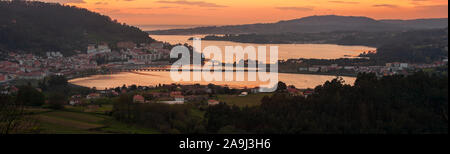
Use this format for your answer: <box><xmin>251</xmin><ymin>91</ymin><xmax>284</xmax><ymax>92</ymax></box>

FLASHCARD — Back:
<box><xmin>148</xmin><ymin>15</ymin><xmax>449</xmax><ymax>35</ymax></box>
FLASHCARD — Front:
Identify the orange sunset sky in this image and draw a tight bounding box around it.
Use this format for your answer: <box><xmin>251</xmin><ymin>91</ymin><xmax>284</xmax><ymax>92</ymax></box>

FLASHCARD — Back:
<box><xmin>39</xmin><ymin>0</ymin><xmax>448</xmax><ymax>26</ymax></box>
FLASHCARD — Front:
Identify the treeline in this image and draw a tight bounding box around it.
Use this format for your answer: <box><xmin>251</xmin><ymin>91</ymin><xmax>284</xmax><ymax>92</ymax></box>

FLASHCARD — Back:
<box><xmin>113</xmin><ymin>72</ymin><xmax>448</xmax><ymax>134</ymax></box>
<box><xmin>361</xmin><ymin>28</ymin><xmax>448</xmax><ymax>63</ymax></box>
<box><xmin>0</xmin><ymin>75</ymin><xmax>77</xmax><ymax>133</ymax></box>
<box><xmin>0</xmin><ymin>1</ymin><xmax>154</xmax><ymax>56</ymax></box>
<box><xmin>279</xmin><ymin>58</ymin><xmax>376</xmax><ymax>72</ymax></box>
<box><xmin>202</xmin><ymin>28</ymin><xmax>448</xmax><ymax>63</ymax></box>
<box><xmin>112</xmin><ymin>94</ymin><xmax>206</xmax><ymax>133</ymax></box>
<box><xmin>206</xmin><ymin>72</ymin><xmax>448</xmax><ymax>134</ymax></box>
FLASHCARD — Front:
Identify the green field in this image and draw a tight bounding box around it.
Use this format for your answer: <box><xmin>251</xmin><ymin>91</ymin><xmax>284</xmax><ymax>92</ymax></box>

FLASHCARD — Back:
<box><xmin>217</xmin><ymin>93</ymin><xmax>272</xmax><ymax>107</ymax></box>
<box><xmin>31</xmin><ymin>108</ymin><xmax>159</xmax><ymax>134</ymax></box>
<box><xmin>64</xmin><ymin>105</ymin><xmax>114</xmax><ymax>114</ymax></box>
<box><xmin>24</xmin><ymin>93</ymin><xmax>271</xmax><ymax>133</ymax></box>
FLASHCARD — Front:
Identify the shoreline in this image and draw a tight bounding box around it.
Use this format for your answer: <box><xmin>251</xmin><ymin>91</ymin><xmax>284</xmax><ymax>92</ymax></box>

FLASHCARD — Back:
<box><xmin>279</xmin><ymin>71</ymin><xmax>357</xmax><ymax>78</ymax></box>
<box><xmin>193</xmin><ymin>37</ymin><xmax>378</xmax><ymax>48</ymax></box>
<box><xmin>68</xmin><ymin>70</ymin><xmax>357</xmax><ymax>90</ymax></box>
<box><xmin>152</xmin><ymin>34</ymin><xmax>377</xmax><ymax>48</ymax></box>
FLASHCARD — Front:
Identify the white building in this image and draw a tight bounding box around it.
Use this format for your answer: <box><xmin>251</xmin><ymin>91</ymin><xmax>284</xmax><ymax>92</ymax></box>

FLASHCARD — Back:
<box><xmin>344</xmin><ymin>66</ymin><xmax>355</xmax><ymax>70</ymax></box>
<box><xmin>308</xmin><ymin>67</ymin><xmax>320</xmax><ymax>72</ymax></box>
<box><xmin>400</xmin><ymin>63</ymin><xmax>409</xmax><ymax>69</ymax></box>
<box><xmin>97</xmin><ymin>44</ymin><xmax>112</xmax><ymax>53</ymax></box>
<box><xmin>239</xmin><ymin>92</ymin><xmax>248</xmax><ymax>97</ymax></box>
<box><xmin>158</xmin><ymin>95</ymin><xmax>185</xmax><ymax>105</ymax></box>
<box><xmin>298</xmin><ymin>67</ymin><xmax>308</xmax><ymax>71</ymax></box>
<box><xmin>87</xmin><ymin>44</ymin><xmax>111</xmax><ymax>54</ymax></box>
<box><xmin>87</xmin><ymin>44</ymin><xmax>97</xmax><ymax>54</ymax></box>
<box><xmin>46</xmin><ymin>52</ymin><xmax>63</xmax><ymax>58</ymax></box>
<box><xmin>174</xmin><ymin>95</ymin><xmax>185</xmax><ymax>102</ymax></box>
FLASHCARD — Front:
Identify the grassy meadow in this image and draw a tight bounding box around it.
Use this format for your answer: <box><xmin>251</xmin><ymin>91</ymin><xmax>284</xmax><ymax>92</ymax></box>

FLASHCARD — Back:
<box><xmin>26</xmin><ymin>106</ymin><xmax>159</xmax><ymax>134</ymax></box>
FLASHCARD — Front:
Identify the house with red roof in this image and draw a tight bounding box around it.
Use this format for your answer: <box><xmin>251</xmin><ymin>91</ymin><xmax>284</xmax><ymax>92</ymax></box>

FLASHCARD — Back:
<box><xmin>170</xmin><ymin>91</ymin><xmax>182</xmax><ymax>97</ymax></box>
<box><xmin>133</xmin><ymin>95</ymin><xmax>145</xmax><ymax>103</ymax></box>
<box><xmin>208</xmin><ymin>100</ymin><xmax>220</xmax><ymax>106</ymax></box>
<box><xmin>287</xmin><ymin>88</ymin><xmax>303</xmax><ymax>97</ymax></box>
<box><xmin>303</xmin><ymin>90</ymin><xmax>314</xmax><ymax>98</ymax></box>
<box><xmin>86</xmin><ymin>93</ymin><xmax>101</xmax><ymax>99</ymax></box>
<box><xmin>0</xmin><ymin>74</ymin><xmax>6</xmax><ymax>83</ymax></box>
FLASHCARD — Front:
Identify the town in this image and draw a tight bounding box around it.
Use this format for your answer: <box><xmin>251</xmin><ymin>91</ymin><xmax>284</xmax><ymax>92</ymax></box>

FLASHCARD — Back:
<box><xmin>0</xmin><ymin>41</ymin><xmax>171</xmax><ymax>83</ymax></box>
<box><xmin>1</xmin><ymin>41</ymin><xmax>448</xmax><ymax>109</ymax></box>
<box><xmin>279</xmin><ymin>57</ymin><xmax>448</xmax><ymax>77</ymax></box>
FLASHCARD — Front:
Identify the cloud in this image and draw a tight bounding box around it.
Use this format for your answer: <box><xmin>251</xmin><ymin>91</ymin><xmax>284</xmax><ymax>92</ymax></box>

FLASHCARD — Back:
<box><xmin>93</xmin><ymin>8</ymin><xmax>122</xmax><ymax>14</ymax></box>
<box><xmin>159</xmin><ymin>6</ymin><xmax>178</xmax><ymax>9</ymax></box>
<box><xmin>39</xmin><ymin>0</ymin><xmax>86</xmax><ymax>4</ymax></box>
<box><xmin>275</xmin><ymin>7</ymin><xmax>314</xmax><ymax>11</ymax></box>
<box><xmin>156</xmin><ymin>0</ymin><xmax>227</xmax><ymax>8</ymax></box>
<box><xmin>373</xmin><ymin>4</ymin><xmax>399</xmax><ymax>8</ymax></box>
<box><xmin>328</xmin><ymin>1</ymin><xmax>359</xmax><ymax>4</ymax></box>
<box><xmin>409</xmin><ymin>0</ymin><xmax>428</xmax><ymax>5</ymax></box>
<box><xmin>130</xmin><ymin>7</ymin><xmax>154</xmax><ymax>10</ymax></box>
<box><xmin>415</xmin><ymin>4</ymin><xmax>448</xmax><ymax>12</ymax></box>
<box><xmin>415</xmin><ymin>4</ymin><xmax>448</xmax><ymax>9</ymax></box>
<box><xmin>94</xmin><ymin>2</ymin><xmax>108</xmax><ymax>5</ymax></box>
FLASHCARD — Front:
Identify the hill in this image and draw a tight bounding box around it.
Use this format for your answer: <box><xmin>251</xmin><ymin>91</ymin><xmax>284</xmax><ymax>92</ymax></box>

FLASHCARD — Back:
<box><xmin>201</xmin><ymin>28</ymin><xmax>448</xmax><ymax>63</ymax></box>
<box><xmin>147</xmin><ymin>15</ymin><xmax>448</xmax><ymax>35</ymax></box>
<box><xmin>365</xmin><ymin>28</ymin><xmax>449</xmax><ymax>63</ymax></box>
<box><xmin>0</xmin><ymin>1</ymin><xmax>154</xmax><ymax>56</ymax></box>
<box><xmin>379</xmin><ymin>18</ymin><xmax>449</xmax><ymax>29</ymax></box>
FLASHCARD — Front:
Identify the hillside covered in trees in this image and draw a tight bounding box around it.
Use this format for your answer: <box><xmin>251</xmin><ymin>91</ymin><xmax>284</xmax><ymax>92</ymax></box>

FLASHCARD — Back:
<box><xmin>112</xmin><ymin>72</ymin><xmax>448</xmax><ymax>134</ymax></box>
<box><xmin>0</xmin><ymin>1</ymin><xmax>154</xmax><ymax>56</ymax></box>
<box><xmin>361</xmin><ymin>28</ymin><xmax>448</xmax><ymax>63</ymax></box>
<box><xmin>201</xmin><ymin>28</ymin><xmax>449</xmax><ymax>63</ymax></box>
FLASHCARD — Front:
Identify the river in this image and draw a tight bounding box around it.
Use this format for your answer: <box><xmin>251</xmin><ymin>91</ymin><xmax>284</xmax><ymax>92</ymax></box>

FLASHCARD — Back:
<box><xmin>69</xmin><ymin>35</ymin><xmax>375</xmax><ymax>89</ymax></box>
<box><xmin>69</xmin><ymin>71</ymin><xmax>356</xmax><ymax>90</ymax></box>
<box><xmin>150</xmin><ymin>35</ymin><xmax>375</xmax><ymax>60</ymax></box>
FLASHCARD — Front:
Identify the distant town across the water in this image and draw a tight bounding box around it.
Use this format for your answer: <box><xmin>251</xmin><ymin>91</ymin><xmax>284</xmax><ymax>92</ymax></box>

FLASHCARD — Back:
<box><xmin>137</xmin><ymin>25</ymin><xmax>216</xmax><ymax>31</ymax></box>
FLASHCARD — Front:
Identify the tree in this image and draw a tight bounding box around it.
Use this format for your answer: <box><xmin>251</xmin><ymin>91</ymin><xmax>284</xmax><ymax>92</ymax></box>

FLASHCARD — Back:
<box><xmin>276</xmin><ymin>81</ymin><xmax>287</xmax><ymax>92</ymax></box>
<box><xmin>47</xmin><ymin>75</ymin><xmax>68</xmax><ymax>87</ymax></box>
<box><xmin>47</xmin><ymin>93</ymin><xmax>66</xmax><ymax>110</ymax></box>
<box><xmin>205</xmin><ymin>72</ymin><xmax>448</xmax><ymax>134</ymax></box>
<box><xmin>113</xmin><ymin>94</ymin><xmax>134</xmax><ymax>122</ymax></box>
<box><xmin>16</xmin><ymin>86</ymin><xmax>45</xmax><ymax>106</ymax></box>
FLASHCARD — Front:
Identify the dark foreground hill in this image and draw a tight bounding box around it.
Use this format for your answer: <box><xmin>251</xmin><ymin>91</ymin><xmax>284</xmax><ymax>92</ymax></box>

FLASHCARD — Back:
<box><xmin>0</xmin><ymin>1</ymin><xmax>154</xmax><ymax>56</ymax></box>
<box><xmin>148</xmin><ymin>15</ymin><xmax>448</xmax><ymax>35</ymax></box>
